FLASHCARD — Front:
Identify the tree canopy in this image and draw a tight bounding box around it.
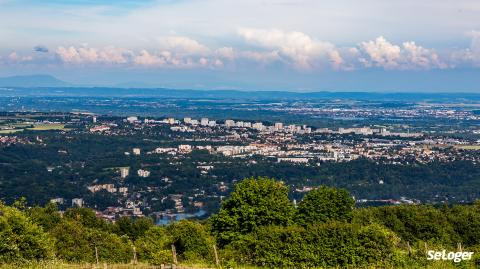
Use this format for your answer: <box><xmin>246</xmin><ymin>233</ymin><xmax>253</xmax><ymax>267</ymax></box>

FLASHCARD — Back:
<box><xmin>210</xmin><ymin>177</ymin><xmax>295</xmax><ymax>246</ymax></box>
<box><xmin>296</xmin><ymin>185</ymin><xmax>355</xmax><ymax>225</ymax></box>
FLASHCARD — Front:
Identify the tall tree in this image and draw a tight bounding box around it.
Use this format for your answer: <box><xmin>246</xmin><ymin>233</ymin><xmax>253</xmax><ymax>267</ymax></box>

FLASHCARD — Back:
<box><xmin>210</xmin><ymin>177</ymin><xmax>295</xmax><ymax>246</ymax></box>
<box><xmin>0</xmin><ymin>203</ymin><xmax>54</xmax><ymax>263</ymax></box>
<box><xmin>296</xmin><ymin>186</ymin><xmax>355</xmax><ymax>225</ymax></box>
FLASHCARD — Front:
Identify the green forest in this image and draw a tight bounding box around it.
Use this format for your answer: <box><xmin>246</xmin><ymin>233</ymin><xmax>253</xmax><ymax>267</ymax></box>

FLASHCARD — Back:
<box><xmin>1</xmin><ymin>177</ymin><xmax>480</xmax><ymax>268</ymax></box>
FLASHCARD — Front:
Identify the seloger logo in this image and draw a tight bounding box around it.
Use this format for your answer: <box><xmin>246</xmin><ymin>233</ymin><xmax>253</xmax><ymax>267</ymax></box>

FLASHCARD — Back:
<box><xmin>427</xmin><ymin>250</ymin><xmax>474</xmax><ymax>263</ymax></box>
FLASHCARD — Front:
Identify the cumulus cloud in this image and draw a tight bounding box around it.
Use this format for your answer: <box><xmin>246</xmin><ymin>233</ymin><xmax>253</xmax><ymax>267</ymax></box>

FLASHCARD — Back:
<box><xmin>1</xmin><ymin>51</ymin><xmax>33</xmax><ymax>63</ymax></box>
<box><xmin>215</xmin><ymin>47</ymin><xmax>235</xmax><ymax>61</ymax></box>
<box><xmin>357</xmin><ymin>36</ymin><xmax>447</xmax><ymax>70</ymax></box>
<box><xmin>5</xmin><ymin>30</ymin><xmax>480</xmax><ymax>72</ymax></box>
<box><xmin>51</xmin><ymin>36</ymin><xmax>229</xmax><ymax>70</ymax></box>
<box><xmin>451</xmin><ymin>31</ymin><xmax>480</xmax><ymax>67</ymax></box>
<box><xmin>238</xmin><ymin>28</ymin><xmax>344</xmax><ymax>70</ymax></box>
<box><xmin>133</xmin><ymin>50</ymin><xmax>166</xmax><ymax>66</ymax></box>
<box><xmin>240</xmin><ymin>50</ymin><xmax>281</xmax><ymax>65</ymax></box>
<box><xmin>55</xmin><ymin>46</ymin><xmax>132</xmax><ymax>65</ymax></box>
<box><xmin>158</xmin><ymin>36</ymin><xmax>210</xmax><ymax>55</ymax></box>
<box><xmin>52</xmin><ymin>36</ymin><xmax>231</xmax><ymax>70</ymax></box>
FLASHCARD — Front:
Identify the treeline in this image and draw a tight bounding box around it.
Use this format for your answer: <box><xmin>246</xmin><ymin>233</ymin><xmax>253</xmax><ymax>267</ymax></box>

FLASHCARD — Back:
<box><xmin>1</xmin><ymin>177</ymin><xmax>480</xmax><ymax>268</ymax></box>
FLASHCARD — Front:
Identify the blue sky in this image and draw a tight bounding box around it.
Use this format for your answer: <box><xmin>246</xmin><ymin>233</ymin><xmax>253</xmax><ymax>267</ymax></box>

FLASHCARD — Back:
<box><xmin>1</xmin><ymin>0</ymin><xmax>480</xmax><ymax>91</ymax></box>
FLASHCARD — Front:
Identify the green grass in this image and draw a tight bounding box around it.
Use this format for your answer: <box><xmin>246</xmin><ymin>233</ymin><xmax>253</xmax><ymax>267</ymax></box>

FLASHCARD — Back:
<box><xmin>27</xmin><ymin>124</ymin><xmax>69</xmax><ymax>131</ymax></box>
<box><xmin>456</xmin><ymin>145</ymin><xmax>480</xmax><ymax>150</ymax></box>
<box><xmin>0</xmin><ymin>262</ymin><xmax>161</xmax><ymax>269</ymax></box>
<box><xmin>0</xmin><ymin>261</ymin><xmax>477</xmax><ymax>269</ymax></box>
<box><xmin>0</xmin><ymin>123</ymin><xmax>70</xmax><ymax>133</ymax></box>
<box><xmin>0</xmin><ymin>129</ymin><xmax>24</xmax><ymax>134</ymax></box>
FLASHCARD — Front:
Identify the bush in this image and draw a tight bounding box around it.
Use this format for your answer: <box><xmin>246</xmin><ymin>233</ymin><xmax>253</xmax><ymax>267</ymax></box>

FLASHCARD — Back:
<box><xmin>112</xmin><ymin>216</ymin><xmax>154</xmax><ymax>240</ymax></box>
<box><xmin>228</xmin><ymin>222</ymin><xmax>398</xmax><ymax>268</ymax></box>
<box><xmin>136</xmin><ymin>226</ymin><xmax>172</xmax><ymax>265</ymax></box>
<box><xmin>49</xmin><ymin>219</ymin><xmax>93</xmax><ymax>262</ymax></box>
<box><xmin>168</xmin><ymin>220</ymin><xmax>215</xmax><ymax>262</ymax></box>
<box><xmin>0</xmin><ymin>203</ymin><xmax>54</xmax><ymax>263</ymax></box>
<box><xmin>87</xmin><ymin>229</ymin><xmax>133</xmax><ymax>263</ymax></box>
<box><xmin>364</xmin><ymin>205</ymin><xmax>459</xmax><ymax>246</ymax></box>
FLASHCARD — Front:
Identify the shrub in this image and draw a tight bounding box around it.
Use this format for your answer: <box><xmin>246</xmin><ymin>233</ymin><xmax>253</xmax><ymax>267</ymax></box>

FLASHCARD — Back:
<box><xmin>0</xmin><ymin>203</ymin><xmax>54</xmax><ymax>263</ymax></box>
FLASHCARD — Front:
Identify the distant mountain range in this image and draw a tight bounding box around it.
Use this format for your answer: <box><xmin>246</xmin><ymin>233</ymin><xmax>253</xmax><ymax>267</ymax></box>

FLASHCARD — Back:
<box><xmin>0</xmin><ymin>74</ymin><xmax>479</xmax><ymax>102</ymax></box>
<box><xmin>0</xmin><ymin>75</ymin><xmax>71</xmax><ymax>87</ymax></box>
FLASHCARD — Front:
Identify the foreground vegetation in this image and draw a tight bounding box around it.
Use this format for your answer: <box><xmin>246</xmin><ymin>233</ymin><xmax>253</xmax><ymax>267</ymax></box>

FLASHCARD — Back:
<box><xmin>1</xmin><ymin>177</ymin><xmax>480</xmax><ymax>268</ymax></box>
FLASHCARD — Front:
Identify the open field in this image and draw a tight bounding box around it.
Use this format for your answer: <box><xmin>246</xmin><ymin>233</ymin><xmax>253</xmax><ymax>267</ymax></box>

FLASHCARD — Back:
<box><xmin>455</xmin><ymin>145</ymin><xmax>480</xmax><ymax>150</ymax></box>
<box><xmin>0</xmin><ymin>123</ymin><xmax>69</xmax><ymax>133</ymax></box>
<box><xmin>27</xmin><ymin>123</ymin><xmax>69</xmax><ymax>131</ymax></box>
<box><xmin>0</xmin><ymin>128</ymin><xmax>23</xmax><ymax>134</ymax></box>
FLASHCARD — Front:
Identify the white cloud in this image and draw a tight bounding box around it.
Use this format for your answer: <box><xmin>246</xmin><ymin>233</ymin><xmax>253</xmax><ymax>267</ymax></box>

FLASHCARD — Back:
<box><xmin>133</xmin><ymin>50</ymin><xmax>166</xmax><ymax>67</ymax></box>
<box><xmin>53</xmin><ymin>38</ymin><xmax>229</xmax><ymax>70</ymax></box>
<box><xmin>357</xmin><ymin>36</ymin><xmax>447</xmax><ymax>70</ymax></box>
<box><xmin>55</xmin><ymin>46</ymin><xmax>132</xmax><ymax>65</ymax></box>
<box><xmin>158</xmin><ymin>36</ymin><xmax>210</xmax><ymax>55</ymax></box>
<box><xmin>402</xmin><ymin>41</ymin><xmax>447</xmax><ymax>69</ymax></box>
<box><xmin>215</xmin><ymin>47</ymin><xmax>235</xmax><ymax>61</ymax></box>
<box><xmin>240</xmin><ymin>50</ymin><xmax>281</xmax><ymax>65</ymax></box>
<box><xmin>0</xmin><ymin>51</ymin><xmax>34</xmax><ymax>63</ymax></box>
<box><xmin>238</xmin><ymin>28</ymin><xmax>344</xmax><ymax>70</ymax></box>
<box><xmin>358</xmin><ymin>37</ymin><xmax>401</xmax><ymax>69</ymax></box>
<box><xmin>451</xmin><ymin>31</ymin><xmax>480</xmax><ymax>67</ymax></box>
<box><xmin>4</xmin><ymin>31</ymin><xmax>479</xmax><ymax>72</ymax></box>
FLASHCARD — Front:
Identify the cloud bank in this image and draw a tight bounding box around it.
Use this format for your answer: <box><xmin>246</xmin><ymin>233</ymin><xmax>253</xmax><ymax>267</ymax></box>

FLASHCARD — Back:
<box><xmin>2</xmin><ymin>29</ymin><xmax>479</xmax><ymax>72</ymax></box>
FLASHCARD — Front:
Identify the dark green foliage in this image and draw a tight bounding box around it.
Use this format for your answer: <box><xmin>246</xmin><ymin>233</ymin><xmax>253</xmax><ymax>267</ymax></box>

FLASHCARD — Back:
<box><xmin>136</xmin><ymin>226</ymin><xmax>172</xmax><ymax>265</ymax></box>
<box><xmin>168</xmin><ymin>220</ymin><xmax>215</xmax><ymax>262</ymax></box>
<box><xmin>296</xmin><ymin>186</ymin><xmax>355</xmax><ymax>225</ymax></box>
<box><xmin>112</xmin><ymin>216</ymin><xmax>154</xmax><ymax>240</ymax></box>
<box><xmin>228</xmin><ymin>222</ymin><xmax>398</xmax><ymax>268</ymax></box>
<box><xmin>26</xmin><ymin>202</ymin><xmax>62</xmax><ymax>231</ymax></box>
<box><xmin>87</xmin><ymin>229</ymin><xmax>132</xmax><ymax>263</ymax></box>
<box><xmin>358</xmin><ymin>205</ymin><xmax>459</xmax><ymax>245</ymax></box>
<box><xmin>50</xmin><ymin>219</ymin><xmax>133</xmax><ymax>263</ymax></box>
<box><xmin>447</xmin><ymin>203</ymin><xmax>480</xmax><ymax>247</ymax></box>
<box><xmin>0</xmin><ymin>203</ymin><xmax>54</xmax><ymax>263</ymax></box>
<box><xmin>210</xmin><ymin>177</ymin><xmax>295</xmax><ymax>246</ymax></box>
<box><xmin>50</xmin><ymin>219</ymin><xmax>93</xmax><ymax>262</ymax></box>
<box><xmin>64</xmin><ymin>207</ymin><xmax>109</xmax><ymax>231</ymax></box>
<box><xmin>2</xmin><ymin>178</ymin><xmax>480</xmax><ymax>268</ymax></box>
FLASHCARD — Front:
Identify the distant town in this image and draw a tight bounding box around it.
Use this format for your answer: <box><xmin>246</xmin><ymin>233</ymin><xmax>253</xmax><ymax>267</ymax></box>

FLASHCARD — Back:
<box><xmin>0</xmin><ymin>107</ymin><xmax>479</xmax><ymax>224</ymax></box>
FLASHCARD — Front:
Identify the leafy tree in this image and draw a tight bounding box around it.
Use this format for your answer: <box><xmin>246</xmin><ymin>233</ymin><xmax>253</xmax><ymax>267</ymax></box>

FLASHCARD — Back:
<box><xmin>447</xmin><ymin>203</ymin><xmax>480</xmax><ymax>247</ymax></box>
<box><xmin>210</xmin><ymin>177</ymin><xmax>295</xmax><ymax>246</ymax></box>
<box><xmin>50</xmin><ymin>219</ymin><xmax>93</xmax><ymax>262</ymax></box>
<box><xmin>296</xmin><ymin>186</ymin><xmax>355</xmax><ymax>225</ymax></box>
<box><xmin>87</xmin><ymin>228</ymin><xmax>132</xmax><ymax>263</ymax></box>
<box><xmin>136</xmin><ymin>226</ymin><xmax>172</xmax><ymax>265</ymax></box>
<box><xmin>26</xmin><ymin>202</ymin><xmax>62</xmax><ymax>231</ymax></box>
<box><xmin>365</xmin><ymin>205</ymin><xmax>458</xmax><ymax>245</ymax></box>
<box><xmin>228</xmin><ymin>222</ymin><xmax>398</xmax><ymax>268</ymax></box>
<box><xmin>63</xmin><ymin>207</ymin><xmax>109</xmax><ymax>231</ymax></box>
<box><xmin>168</xmin><ymin>220</ymin><xmax>215</xmax><ymax>262</ymax></box>
<box><xmin>0</xmin><ymin>203</ymin><xmax>54</xmax><ymax>263</ymax></box>
<box><xmin>112</xmin><ymin>216</ymin><xmax>154</xmax><ymax>240</ymax></box>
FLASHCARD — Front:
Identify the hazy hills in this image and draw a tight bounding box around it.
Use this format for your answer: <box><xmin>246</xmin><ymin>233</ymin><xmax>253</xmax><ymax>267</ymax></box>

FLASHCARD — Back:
<box><xmin>0</xmin><ymin>74</ymin><xmax>479</xmax><ymax>102</ymax></box>
<box><xmin>0</xmin><ymin>75</ymin><xmax>71</xmax><ymax>87</ymax></box>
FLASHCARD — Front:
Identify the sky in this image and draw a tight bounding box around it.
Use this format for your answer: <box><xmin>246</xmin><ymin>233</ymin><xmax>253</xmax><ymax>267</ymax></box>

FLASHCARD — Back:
<box><xmin>1</xmin><ymin>0</ymin><xmax>480</xmax><ymax>91</ymax></box>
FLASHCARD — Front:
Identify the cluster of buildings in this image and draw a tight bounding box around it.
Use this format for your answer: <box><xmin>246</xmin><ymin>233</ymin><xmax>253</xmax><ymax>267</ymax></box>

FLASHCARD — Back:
<box><xmin>0</xmin><ymin>136</ymin><xmax>27</xmax><ymax>145</ymax></box>
<box><xmin>40</xmin><ymin>112</ymin><xmax>480</xmax><ymax>222</ymax></box>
